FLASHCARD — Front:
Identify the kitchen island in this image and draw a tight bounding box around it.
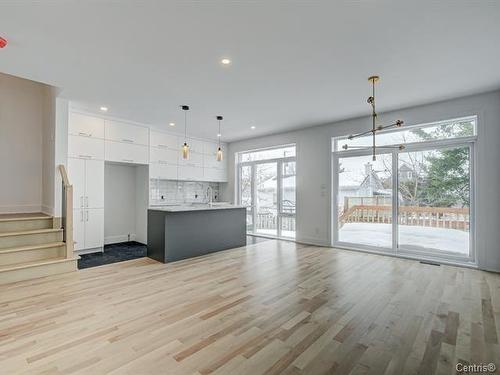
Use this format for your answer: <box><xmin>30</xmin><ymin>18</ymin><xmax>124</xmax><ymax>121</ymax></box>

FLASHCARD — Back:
<box><xmin>147</xmin><ymin>204</ymin><xmax>246</xmax><ymax>263</ymax></box>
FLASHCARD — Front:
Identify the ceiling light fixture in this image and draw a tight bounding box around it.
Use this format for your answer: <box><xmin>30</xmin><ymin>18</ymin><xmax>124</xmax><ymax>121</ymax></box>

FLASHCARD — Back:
<box><xmin>221</xmin><ymin>58</ymin><xmax>231</xmax><ymax>65</ymax></box>
<box><xmin>100</xmin><ymin>106</ymin><xmax>108</xmax><ymax>112</ymax></box>
<box><xmin>216</xmin><ymin>116</ymin><xmax>223</xmax><ymax>162</ymax></box>
<box><xmin>169</xmin><ymin>122</ymin><xmax>175</xmax><ymax>127</ymax></box>
<box><xmin>181</xmin><ymin>105</ymin><xmax>190</xmax><ymax>160</ymax></box>
<box><xmin>343</xmin><ymin>76</ymin><xmax>404</xmax><ymax>161</ymax></box>
<box><xmin>250</xmin><ymin>125</ymin><xmax>256</xmax><ymax>130</ymax></box>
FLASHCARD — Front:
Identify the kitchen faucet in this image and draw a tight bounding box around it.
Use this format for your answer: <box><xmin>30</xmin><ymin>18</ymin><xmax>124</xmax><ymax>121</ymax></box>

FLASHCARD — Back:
<box><xmin>206</xmin><ymin>186</ymin><xmax>213</xmax><ymax>206</ymax></box>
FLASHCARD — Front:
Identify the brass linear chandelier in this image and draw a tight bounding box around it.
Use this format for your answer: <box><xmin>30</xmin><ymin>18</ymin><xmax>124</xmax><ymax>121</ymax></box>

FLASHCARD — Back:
<box><xmin>343</xmin><ymin>76</ymin><xmax>405</xmax><ymax>161</ymax></box>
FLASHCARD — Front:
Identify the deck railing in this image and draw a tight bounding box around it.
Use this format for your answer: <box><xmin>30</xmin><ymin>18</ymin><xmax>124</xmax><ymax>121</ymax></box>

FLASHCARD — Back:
<box><xmin>339</xmin><ymin>204</ymin><xmax>469</xmax><ymax>231</ymax></box>
<box><xmin>255</xmin><ymin>213</ymin><xmax>296</xmax><ymax>232</ymax></box>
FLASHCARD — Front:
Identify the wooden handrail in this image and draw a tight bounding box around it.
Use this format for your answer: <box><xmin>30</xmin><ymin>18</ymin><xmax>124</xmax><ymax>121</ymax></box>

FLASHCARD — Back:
<box><xmin>58</xmin><ymin>164</ymin><xmax>74</xmax><ymax>258</ymax></box>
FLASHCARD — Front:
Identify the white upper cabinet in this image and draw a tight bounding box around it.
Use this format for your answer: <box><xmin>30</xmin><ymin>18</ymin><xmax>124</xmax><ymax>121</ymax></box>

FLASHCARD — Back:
<box><xmin>203</xmin><ymin>141</ymin><xmax>226</xmax><ymax>156</ymax></box>
<box><xmin>178</xmin><ymin>165</ymin><xmax>204</xmax><ymax>181</ymax></box>
<box><xmin>204</xmin><ymin>156</ymin><xmax>227</xmax><ymax>170</ymax></box>
<box><xmin>68</xmin><ymin>135</ymin><xmax>105</xmax><ymax>160</ymax></box>
<box><xmin>69</xmin><ymin>113</ymin><xmax>105</xmax><ymax>139</ymax></box>
<box><xmin>149</xmin><ymin>163</ymin><xmax>178</xmax><ymax>180</ymax></box>
<box><xmin>105</xmin><ymin>120</ymin><xmax>149</xmax><ymax>145</ymax></box>
<box><xmin>150</xmin><ymin>147</ymin><xmax>178</xmax><ymax>165</ymax></box>
<box><xmin>105</xmin><ymin>140</ymin><xmax>149</xmax><ymax>165</ymax></box>
<box><xmin>204</xmin><ymin>167</ymin><xmax>228</xmax><ymax>182</ymax></box>
<box><xmin>150</xmin><ymin>130</ymin><xmax>179</xmax><ymax>149</ymax></box>
<box><xmin>178</xmin><ymin>151</ymin><xmax>203</xmax><ymax>167</ymax></box>
<box><xmin>185</xmin><ymin>138</ymin><xmax>204</xmax><ymax>154</ymax></box>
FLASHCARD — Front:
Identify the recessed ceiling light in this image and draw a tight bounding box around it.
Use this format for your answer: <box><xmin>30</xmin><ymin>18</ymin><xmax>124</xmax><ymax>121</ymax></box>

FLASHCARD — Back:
<box><xmin>221</xmin><ymin>58</ymin><xmax>231</xmax><ymax>65</ymax></box>
<box><xmin>250</xmin><ymin>126</ymin><xmax>256</xmax><ymax>130</ymax></box>
<box><xmin>217</xmin><ymin>133</ymin><xmax>221</xmax><ymax>137</ymax></box>
<box><xmin>169</xmin><ymin>122</ymin><xmax>175</xmax><ymax>127</ymax></box>
<box><xmin>100</xmin><ymin>106</ymin><xmax>108</xmax><ymax>112</ymax></box>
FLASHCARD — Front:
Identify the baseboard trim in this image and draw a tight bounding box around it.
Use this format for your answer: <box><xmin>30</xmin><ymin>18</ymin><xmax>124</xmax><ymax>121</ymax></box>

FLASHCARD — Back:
<box><xmin>0</xmin><ymin>204</ymin><xmax>43</xmax><ymax>214</ymax></box>
<box><xmin>295</xmin><ymin>236</ymin><xmax>330</xmax><ymax>247</ymax></box>
<box><xmin>75</xmin><ymin>247</ymin><xmax>103</xmax><ymax>255</ymax></box>
<box><xmin>104</xmin><ymin>234</ymin><xmax>137</xmax><ymax>245</ymax></box>
<box><xmin>41</xmin><ymin>205</ymin><xmax>54</xmax><ymax>216</ymax></box>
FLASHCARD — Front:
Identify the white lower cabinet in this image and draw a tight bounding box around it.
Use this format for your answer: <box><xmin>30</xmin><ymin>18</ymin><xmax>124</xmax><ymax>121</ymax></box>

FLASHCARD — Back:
<box><xmin>105</xmin><ymin>140</ymin><xmax>148</xmax><ymax>164</ymax></box>
<box><xmin>149</xmin><ymin>163</ymin><xmax>178</xmax><ymax>180</ymax></box>
<box><xmin>73</xmin><ymin>208</ymin><xmax>104</xmax><ymax>251</ymax></box>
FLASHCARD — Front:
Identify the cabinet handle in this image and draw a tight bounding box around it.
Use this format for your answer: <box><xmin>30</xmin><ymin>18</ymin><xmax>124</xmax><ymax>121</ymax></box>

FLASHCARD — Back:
<box><xmin>122</xmin><ymin>159</ymin><xmax>134</xmax><ymax>163</ymax></box>
<box><xmin>80</xmin><ymin>196</ymin><xmax>84</xmax><ymax>207</ymax></box>
<box><xmin>85</xmin><ymin>210</ymin><xmax>89</xmax><ymax>222</ymax></box>
<box><xmin>80</xmin><ymin>211</ymin><xmax>84</xmax><ymax>222</ymax></box>
<box><xmin>122</xmin><ymin>139</ymin><xmax>134</xmax><ymax>143</ymax></box>
<box><xmin>78</xmin><ymin>155</ymin><xmax>92</xmax><ymax>159</ymax></box>
<box><xmin>78</xmin><ymin>132</ymin><xmax>91</xmax><ymax>137</ymax></box>
<box><xmin>158</xmin><ymin>144</ymin><xmax>168</xmax><ymax>148</ymax></box>
<box><xmin>85</xmin><ymin>196</ymin><xmax>89</xmax><ymax>207</ymax></box>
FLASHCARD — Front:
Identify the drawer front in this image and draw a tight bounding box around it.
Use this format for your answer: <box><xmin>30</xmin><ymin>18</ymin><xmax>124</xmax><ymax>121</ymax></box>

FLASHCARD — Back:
<box><xmin>68</xmin><ymin>135</ymin><xmax>105</xmax><ymax>160</ymax></box>
<box><xmin>178</xmin><ymin>165</ymin><xmax>204</xmax><ymax>181</ymax></box>
<box><xmin>150</xmin><ymin>147</ymin><xmax>179</xmax><ymax>165</ymax></box>
<box><xmin>105</xmin><ymin>140</ymin><xmax>148</xmax><ymax>164</ymax></box>
<box><xmin>150</xmin><ymin>130</ymin><xmax>179</xmax><ymax>149</ymax></box>
<box><xmin>149</xmin><ymin>163</ymin><xmax>178</xmax><ymax>180</ymax></box>
<box><xmin>105</xmin><ymin>120</ymin><xmax>149</xmax><ymax>145</ymax></box>
<box><xmin>178</xmin><ymin>151</ymin><xmax>203</xmax><ymax>168</ymax></box>
<box><xmin>204</xmin><ymin>167</ymin><xmax>228</xmax><ymax>182</ymax></box>
<box><xmin>69</xmin><ymin>112</ymin><xmax>105</xmax><ymax>139</ymax></box>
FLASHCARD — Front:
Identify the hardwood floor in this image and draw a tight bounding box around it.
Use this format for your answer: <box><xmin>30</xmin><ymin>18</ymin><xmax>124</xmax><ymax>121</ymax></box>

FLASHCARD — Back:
<box><xmin>1</xmin><ymin>241</ymin><xmax>499</xmax><ymax>374</ymax></box>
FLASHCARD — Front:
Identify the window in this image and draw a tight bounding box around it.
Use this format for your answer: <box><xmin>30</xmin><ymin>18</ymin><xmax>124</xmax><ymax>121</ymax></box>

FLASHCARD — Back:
<box><xmin>237</xmin><ymin>145</ymin><xmax>296</xmax><ymax>239</ymax></box>
<box><xmin>333</xmin><ymin>116</ymin><xmax>476</xmax><ymax>262</ymax></box>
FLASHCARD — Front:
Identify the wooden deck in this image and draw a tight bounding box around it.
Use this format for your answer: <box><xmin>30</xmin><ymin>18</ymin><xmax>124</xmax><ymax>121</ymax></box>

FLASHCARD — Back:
<box><xmin>0</xmin><ymin>240</ymin><xmax>499</xmax><ymax>374</ymax></box>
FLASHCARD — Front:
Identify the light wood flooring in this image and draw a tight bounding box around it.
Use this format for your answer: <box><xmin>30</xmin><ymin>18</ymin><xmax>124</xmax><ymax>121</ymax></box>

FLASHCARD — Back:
<box><xmin>1</xmin><ymin>241</ymin><xmax>499</xmax><ymax>374</ymax></box>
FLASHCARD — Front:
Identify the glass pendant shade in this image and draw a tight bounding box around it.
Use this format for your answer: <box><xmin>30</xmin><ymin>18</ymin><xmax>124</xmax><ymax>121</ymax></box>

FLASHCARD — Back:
<box><xmin>216</xmin><ymin>115</ymin><xmax>223</xmax><ymax>162</ymax></box>
<box><xmin>181</xmin><ymin>105</ymin><xmax>190</xmax><ymax>160</ymax></box>
<box><xmin>216</xmin><ymin>147</ymin><xmax>223</xmax><ymax>161</ymax></box>
<box><xmin>182</xmin><ymin>142</ymin><xmax>189</xmax><ymax>160</ymax></box>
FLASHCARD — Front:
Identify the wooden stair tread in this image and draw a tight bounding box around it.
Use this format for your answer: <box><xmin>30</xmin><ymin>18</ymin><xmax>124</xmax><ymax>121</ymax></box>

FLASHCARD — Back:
<box><xmin>0</xmin><ymin>228</ymin><xmax>62</xmax><ymax>238</ymax></box>
<box><xmin>0</xmin><ymin>256</ymin><xmax>78</xmax><ymax>272</ymax></box>
<box><xmin>0</xmin><ymin>242</ymin><xmax>65</xmax><ymax>254</ymax></box>
<box><xmin>0</xmin><ymin>213</ymin><xmax>52</xmax><ymax>222</ymax></box>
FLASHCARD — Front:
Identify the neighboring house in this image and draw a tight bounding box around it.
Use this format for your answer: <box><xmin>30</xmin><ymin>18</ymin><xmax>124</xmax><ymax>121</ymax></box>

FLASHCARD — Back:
<box><xmin>339</xmin><ymin>163</ymin><xmax>391</xmax><ymax>207</ymax></box>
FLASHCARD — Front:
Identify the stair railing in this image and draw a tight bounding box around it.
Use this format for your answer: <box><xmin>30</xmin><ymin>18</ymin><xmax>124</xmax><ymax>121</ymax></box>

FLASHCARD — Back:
<box><xmin>58</xmin><ymin>165</ymin><xmax>74</xmax><ymax>258</ymax></box>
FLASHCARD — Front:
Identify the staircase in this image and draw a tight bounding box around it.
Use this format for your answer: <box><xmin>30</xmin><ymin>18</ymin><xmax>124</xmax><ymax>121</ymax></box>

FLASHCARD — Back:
<box><xmin>0</xmin><ymin>213</ymin><xmax>78</xmax><ymax>284</ymax></box>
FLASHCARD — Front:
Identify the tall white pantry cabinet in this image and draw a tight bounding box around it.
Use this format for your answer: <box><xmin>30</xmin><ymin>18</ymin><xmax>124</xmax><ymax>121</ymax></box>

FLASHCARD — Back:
<box><xmin>67</xmin><ymin>111</ymin><xmax>228</xmax><ymax>254</ymax></box>
<box><xmin>67</xmin><ymin>112</ymin><xmax>105</xmax><ymax>253</ymax></box>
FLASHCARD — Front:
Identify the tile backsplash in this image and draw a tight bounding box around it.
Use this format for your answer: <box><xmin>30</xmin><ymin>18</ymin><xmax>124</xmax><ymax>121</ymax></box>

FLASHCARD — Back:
<box><xmin>150</xmin><ymin>180</ymin><xmax>220</xmax><ymax>205</ymax></box>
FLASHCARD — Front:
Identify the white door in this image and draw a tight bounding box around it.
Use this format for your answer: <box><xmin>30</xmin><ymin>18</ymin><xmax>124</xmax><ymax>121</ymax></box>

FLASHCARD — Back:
<box><xmin>67</xmin><ymin>158</ymin><xmax>86</xmax><ymax>210</ymax></box>
<box><xmin>73</xmin><ymin>209</ymin><xmax>85</xmax><ymax>251</ymax></box>
<box><xmin>85</xmin><ymin>208</ymin><xmax>104</xmax><ymax>249</ymax></box>
<box><xmin>85</xmin><ymin>160</ymin><xmax>104</xmax><ymax>208</ymax></box>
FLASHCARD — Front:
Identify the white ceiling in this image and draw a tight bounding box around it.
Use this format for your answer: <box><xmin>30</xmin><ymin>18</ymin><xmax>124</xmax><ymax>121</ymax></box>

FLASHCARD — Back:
<box><xmin>1</xmin><ymin>1</ymin><xmax>499</xmax><ymax>142</ymax></box>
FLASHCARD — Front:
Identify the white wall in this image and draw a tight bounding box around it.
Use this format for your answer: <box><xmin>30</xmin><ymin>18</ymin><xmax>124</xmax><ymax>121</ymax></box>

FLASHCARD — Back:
<box><xmin>224</xmin><ymin>90</ymin><xmax>500</xmax><ymax>272</ymax></box>
<box><xmin>104</xmin><ymin>163</ymin><xmax>137</xmax><ymax>244</ymax></box>
<box><xmin>0</xmin><ymin>72</ymin><xmax>55</xmax><ymax>213</ymax></box>
<box><xmin>104</xmin><ymin>163</ymin><xmax>148</xmax><ymax>244</ymax></box>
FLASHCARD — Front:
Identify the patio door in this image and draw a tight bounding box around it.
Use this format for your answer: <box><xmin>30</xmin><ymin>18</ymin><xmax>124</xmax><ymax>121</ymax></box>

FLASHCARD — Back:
<box><xmin>238</xmin><ymin>155</ymin><xmax>296</xmax><ymax>239</ymax></box>
<box><xmin>334</xmin><ymin>141</ymin><xmax>474</xmax><ymax>262</ymax></box>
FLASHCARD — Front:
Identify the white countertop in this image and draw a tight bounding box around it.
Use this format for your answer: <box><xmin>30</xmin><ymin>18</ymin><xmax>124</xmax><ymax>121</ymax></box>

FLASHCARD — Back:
<box><xmin>149</xmin><ymin>203</ymin><xmax>246</xmax><ymax>212</ymax></box>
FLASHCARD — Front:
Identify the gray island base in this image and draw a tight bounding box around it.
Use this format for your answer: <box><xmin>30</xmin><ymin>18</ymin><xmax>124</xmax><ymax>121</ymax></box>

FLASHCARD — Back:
<box><xmin>147</xmin><ymin>206</ymin><xmax>246</xmax><ymax>263</ymax></box>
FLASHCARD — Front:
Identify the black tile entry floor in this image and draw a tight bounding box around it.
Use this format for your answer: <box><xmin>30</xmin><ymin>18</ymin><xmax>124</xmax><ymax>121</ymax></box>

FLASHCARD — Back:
<box><xmin>78</xmin><ymin>241</ymin><xmax>147</xmax><ymax>269</ymax></box>
<box><xmin>78</xmin><ymin>237</ymin><xmax>273</xmax><ymax>269</ymax></box>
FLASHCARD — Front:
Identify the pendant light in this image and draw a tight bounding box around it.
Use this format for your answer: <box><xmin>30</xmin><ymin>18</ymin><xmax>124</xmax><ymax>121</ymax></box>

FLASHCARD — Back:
<box><xmin>216</xmin><ymin>115</ymin><xmax>223</xmax><ymax>161</ymax></box>
<box><xmin>181</xmin><ymin>105</ymin><xmax>190</xmax><ymax>160</ymax></box>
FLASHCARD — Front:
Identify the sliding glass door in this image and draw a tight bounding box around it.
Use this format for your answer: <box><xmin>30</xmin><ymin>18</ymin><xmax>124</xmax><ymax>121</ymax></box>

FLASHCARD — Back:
<box><xmin>333</xmin><ymin>116</ymin><xmax>476</xmax><ymax>263</ymax></box>
<box><xmin>238</xmin><ymin>145</ymin><xmax>296</xmax><ymax>239</ymax></box>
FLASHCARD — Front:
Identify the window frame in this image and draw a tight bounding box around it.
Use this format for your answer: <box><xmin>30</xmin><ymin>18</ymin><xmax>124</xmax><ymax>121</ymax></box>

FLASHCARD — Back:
<box><xmin>332</xmin><ymin>116</ymin><xmax>477</xmax><ymax>265</ymax></box>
